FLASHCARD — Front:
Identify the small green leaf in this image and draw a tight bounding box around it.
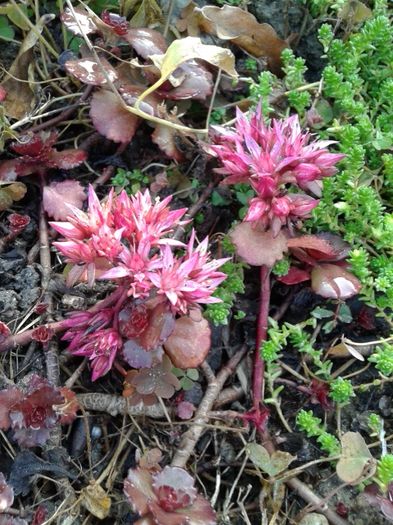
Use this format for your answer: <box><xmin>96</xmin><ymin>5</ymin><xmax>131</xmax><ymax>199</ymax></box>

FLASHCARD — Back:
<box><xmin>337</xmin><ymin>303</ymin><xmax>352</xmax><ymax>323</ymax></box>
<box><xmin>186</xmin><ymin>369</ymin><xmax>199</xmax><ymax>381</ymax></box>
<box><xmin>180</xmin><ymin>377</ymin><xmax>194</xmax><ymax>391</ymax></box>
<box><xmin>311</xmin><ymin>307</ymin><xmax>333</xmax><ymax>319</ymax></box>
<box><xmin>322</xmin><ymin>320</ymin><xmax>336</xmax><ymax>334</ymax></box>
<box><xmin>0</xmin><ymin>16</ymin><xmax>14</xmax><ymax>41</ymax></box>
<box><xmin>211</xmin><ymin>190</ymin><xmax>230</xmax><ymax>207</ymax></box>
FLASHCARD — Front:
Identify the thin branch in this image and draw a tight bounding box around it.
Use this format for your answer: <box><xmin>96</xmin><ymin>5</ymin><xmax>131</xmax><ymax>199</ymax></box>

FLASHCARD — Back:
<box><xmin>171</xmin><ymin>346</ymin><xmax>248</xmax><ymax>468</ymax></box>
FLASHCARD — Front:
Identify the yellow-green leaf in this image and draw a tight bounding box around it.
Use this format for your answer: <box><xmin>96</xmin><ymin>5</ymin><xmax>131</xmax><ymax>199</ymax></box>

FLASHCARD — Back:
<box><xmin>137</xmin><ymin>36</ymin><xmax>237</xmax><ymax>104</ymax></box>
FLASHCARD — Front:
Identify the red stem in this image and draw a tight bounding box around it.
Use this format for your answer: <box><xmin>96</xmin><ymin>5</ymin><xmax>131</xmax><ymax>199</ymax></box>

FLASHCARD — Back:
<box><xmin>252</xmin><ymin>264</ymin><xmax>271</xmax><ymax>410</ymax></box>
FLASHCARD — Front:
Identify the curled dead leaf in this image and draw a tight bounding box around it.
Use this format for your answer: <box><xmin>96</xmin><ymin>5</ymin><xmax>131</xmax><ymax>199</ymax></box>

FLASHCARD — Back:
<box><xmin>80</xmin><ymin>482</ymin><xmax>111</xmax><ymax>519</ymax></box>
<box><xmin>197</xmin><ymin>5</ymin><xmax>288</xmax><ymax>74</ymax></box>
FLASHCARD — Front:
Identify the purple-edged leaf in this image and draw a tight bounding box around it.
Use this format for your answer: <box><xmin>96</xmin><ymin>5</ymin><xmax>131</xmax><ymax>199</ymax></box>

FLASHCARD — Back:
<box><xmin>230</xmin><ymin>222</ymin><xmax>287</xmax><ymax>267</ymax></box>
<box><xmin>61</xmin><ymin>7</ymin><xmax>98</xmax><ymax>35</ymax></box>
<box><xmin>0</xmin><ymin>472</ymin><xmax>14</xmax><ymax>511</ymax></box>
<box><xmin>90</xmin><ymin>90</ymin><xmax>140</xmax><ymax>143</ymax></box>
<box><xmin>152</xmin><ymin>466</ymin><xmax>197</xmax><ymax>510</ymax></box>
<box><xmin>125</xmin><ymin>28</ymin><xmax>168</xmax><ymax>58</ymax></box>
<box><xmin>287</xmin><ymin>233</ymin><xmax>350</xmax><ymax>262</ymax></box>
<box><xmin>148</xmin><ymin>502</ymin><xmax>186</xmax><ymax>525</ymax></box>
<box><xmin>0</xmin><ymin>388</ymin><xmax>23</xmax><ymax>430</ymax></box>
<box><xmin>124</xmin><ymin>467</ymin><xmax>155</xmax><ymax>516</ymax></box>
<box><xmin>311</xmin><ymin>264</ymin><xmax>361</xmax><ymax>299</ymax></box>
<box><xmin>277</xmin><ymin>266</ymin><xmax>310</xmax><ymax>285</ymax></box>
<box><xmin>140</xmin><ymin>304</ymin><xmax>176</xmax><ymax>351</ymax></box>
<box><xmin>65</xmin><ymin>58</ymin><xmax>118</xmax><ymax>85</ymax></box>
<box><xmin>43</xmin><ymin>181</ymin><xmax>86</xmax><ymax>221</ymax></box>
<box><xmin>173</xmin><ymin>494</ymin><xmax>217</xmax><ymax>525</ymax></box>
<box><xmin>50</xmin><ymin>149</ymin><xmax>87</xmax><ymax>169</ymax></box>
<box><xmin>164</xmin><ymin>313</ymin><xmax>211</xmax><ymax>369</ymax></box>
<box><xmin>122</xmin><ymin>340</ymin><xmax>163</xmax><ymax>369</ymax></box>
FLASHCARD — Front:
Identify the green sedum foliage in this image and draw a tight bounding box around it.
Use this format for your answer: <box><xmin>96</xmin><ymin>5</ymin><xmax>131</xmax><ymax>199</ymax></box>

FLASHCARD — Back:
<box><xmin>296</xmin><ymin>409</ymin><xmax>341</xmax><ymax>455</ymax></box>
<box><xmin>369</xmin><ymin>343</ymin><xmax>393</xmax><ymax>376</ymax></box>
<box><xmin>329</xmin><ymin>377</ymin><xmax>354</xmax><ymax>405</ymax></box>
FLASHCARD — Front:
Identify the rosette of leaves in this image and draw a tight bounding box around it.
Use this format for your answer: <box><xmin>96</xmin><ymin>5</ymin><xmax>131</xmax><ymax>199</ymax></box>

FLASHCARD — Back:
<box><xmin>124</xmin><ymin>464</ymin><xmax>216</xmax><ymax>524</ymax></box>
<box><xmin>0</xmin><ymin>131</ymin><xmax>87</xmax><ymax>181</ymax></box>
<box><xmin>0</xmin><ymin>375</ymin><xmax>78</xmax><ymax>447</ymax></box>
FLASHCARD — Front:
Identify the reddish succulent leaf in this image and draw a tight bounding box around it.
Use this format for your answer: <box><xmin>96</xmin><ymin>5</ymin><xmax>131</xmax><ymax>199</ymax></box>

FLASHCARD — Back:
<box><xmin>0</xmin><ymin>388</ymin><xmax>23</xmax><ymax>430</ymax></box>
<box><xmin>50</xmin><ymin>149</ymin><xmax>87</xmax><ymax>169</ymax></box>
<box><xmin>311</xmin><ymin>264</ymin><xmax>361</xmax><ymax>299</ymax></box>
<box><xmin>43</xmin><ymin>180</ymin><xmax>86</xmax><ymax>221</ymax></box>
<box><xmin>139</xmin><ymin>303</ymin><xmax>176</xmax><ymax>351</ymax></box>
<box><xmin>230</xmin><ymin>222</ymin><xmax>287</xmax><ymax>267</ymax></box>
<box><xmin>198</xmin><ymin>5</ymin><xmax>288</xmax><ymax>74</ymax></box>
<box><xmin>277</xmin><ymin>266</ymin><xmax>311</xmax><ymax>285</ymax></box>
<box><xmin>0</xmin><ymin>472</ymin><xmax>14</xmax><ymax>511</ymax></box>
<box><xmin>65</xmin><ymin>57</ymin><xmax>118</xmax><ymax>85</ymax></box>
<box><xmin>124</xmin><ymin>467</ymin><xmax>155</xmax><ymax>515</ymax></box>
<box><xmin>152</xmin><ymin>466</ymin><xmax>197</xmax><ymax>511</ymax></box>
<box><xmin>100</xmin><ymin>11</ymin><xmax>128</xmax><ymax>35</ymax></box>
<box><xmin>0</xmin><ymin>86</ymin><xmax>6</xmax><ymax>102</ymax></box>
<box><xmin>90</xmin><ymin>90</ymin><xmax>140</xmax><ymax>143</ymax></box>
<box><xmin>287</xmin><ymin>234</ymin><xmax>350</xmax><ymax>261</ymax></box>
<box><xmin>122</xmin><ymin>339</ymin><xmax>163</xmax><ymax>368</ymax></box>
<box><xmin>164</xmin><ymin>312</ymin><xmax>211</xmax><ymax>369</ymax></box>
<box><xmin>61</xmin><ymin>7</ymin><xmax>98</xmax><ymax>35</ymax></box>
<box><xmin>158</xmin><ymin>61</ymin><xmax>213</xmax><ymax>101</ymax></box>
<box><xmin>169</xmin><ymin>494</ymin><xmax>216</xmax><ymax>525</ymax></box>
<box><xmin>131</xmin><ymin>356</ymin><xmax>180</xmax><ymax>398</ymax></box>
<box><xmin>125</xmin><ymin>28</ymin><xmax>168</xmax><ymax>58</ymax></box>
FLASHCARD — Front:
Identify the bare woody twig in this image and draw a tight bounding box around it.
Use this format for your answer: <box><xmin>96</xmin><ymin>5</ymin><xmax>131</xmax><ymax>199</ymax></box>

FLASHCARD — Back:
<box><xmin>171</xmin><ymin>346</ymin><xmax>248</xmax><ymax>468</ymax></box>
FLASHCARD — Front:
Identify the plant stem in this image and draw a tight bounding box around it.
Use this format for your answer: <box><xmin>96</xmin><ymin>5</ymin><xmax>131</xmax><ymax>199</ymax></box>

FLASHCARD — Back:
<box><xmin>253</xmin><ymin>264</ymin><xmax>271</xmax><ymax>410</ymax></box>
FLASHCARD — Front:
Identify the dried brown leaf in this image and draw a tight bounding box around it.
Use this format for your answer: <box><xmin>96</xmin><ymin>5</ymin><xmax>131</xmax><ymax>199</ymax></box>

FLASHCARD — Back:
<box><xmin>1</xmin><ymin>15</ymin><xmax>54</xmax><ymax>119</ymax></box>
<box><xmin>198</xmin><ymin>5</ymin><xmax>288</xmax><ymax>74</ymax></box>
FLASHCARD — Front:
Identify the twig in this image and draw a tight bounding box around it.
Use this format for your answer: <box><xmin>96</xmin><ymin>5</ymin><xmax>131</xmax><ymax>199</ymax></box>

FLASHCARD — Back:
<box><xmin>171</xmin><ymin>346</ymin><xmax>248</xmax><ymax>468</ymax></box>
<box><xmin>28</xmin><ymin>86</ymin><xmax>93</xmax><ymax>133</ymax></box>
<box><xmin>77</xmin><ymin>393</ymin><xmax>165</xmax><ymax>419</ymax></box>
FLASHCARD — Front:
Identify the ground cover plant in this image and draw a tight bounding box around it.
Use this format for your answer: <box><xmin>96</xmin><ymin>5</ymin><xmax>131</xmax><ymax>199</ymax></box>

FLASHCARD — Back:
<box><xmin>0</xmin><ymin>0</ymin><xmax>392</xmax><ymax>524</ymax></box>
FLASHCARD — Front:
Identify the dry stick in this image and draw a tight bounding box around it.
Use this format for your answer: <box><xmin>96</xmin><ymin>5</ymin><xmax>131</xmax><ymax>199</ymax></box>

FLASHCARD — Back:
<box><xmin>39</xmin><ymin>194</ymin><xmax>61</xmax><ymax>389</ymax></box>
<box><xmin>171</xmin><ymin>346</ymin><xmax>248</xmax><ymax>468</ymax></box>
<box><xmin>29</xmin><ymin>86</ymin><xmax>93</xmax><ymax>133</ymax></box>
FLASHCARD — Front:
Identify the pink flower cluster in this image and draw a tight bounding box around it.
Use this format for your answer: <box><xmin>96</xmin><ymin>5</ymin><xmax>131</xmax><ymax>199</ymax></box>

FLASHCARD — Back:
<box><xmin>52</xmin><ymin>186</ymin><xmax>227</xmax><ymax>312</ymax></box>
<box><xmin>51</xmin><ymin>187</ymin><xmax>227</xmax><ymax>380</ymax></box>
<box><xmin>208</xmin><ymin>105</ymin><xmax>344</xmax><ymax>236</ymax></box>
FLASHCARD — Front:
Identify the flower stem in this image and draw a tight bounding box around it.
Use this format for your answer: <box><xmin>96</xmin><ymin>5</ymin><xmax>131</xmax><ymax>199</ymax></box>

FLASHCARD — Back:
<box><xmin>253</xmin><ymin>265</ymin><xmax>271</xmax><ymax>410</ymax></box>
